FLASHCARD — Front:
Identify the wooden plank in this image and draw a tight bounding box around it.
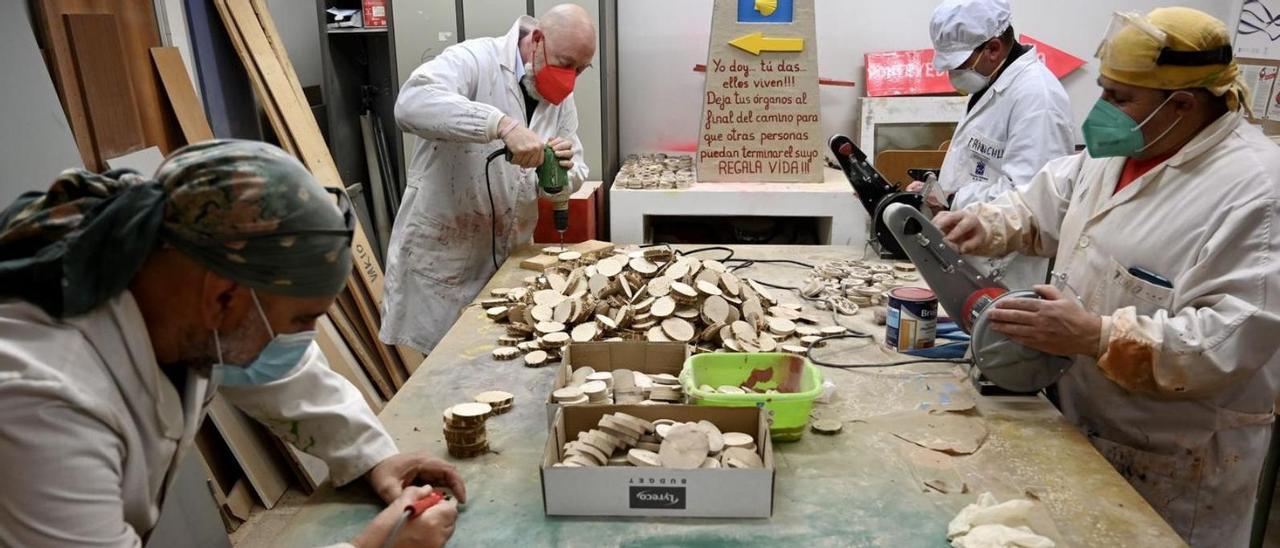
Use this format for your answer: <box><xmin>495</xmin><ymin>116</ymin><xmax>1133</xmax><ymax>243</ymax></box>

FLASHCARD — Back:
<box><xmin>520</xmin><ymin>254</ymin><xmax>561</xmax><ymax>272</ymax></box>
<box><xmin>206</xmin><ymin>396</ymin><xmax>290</xmax><ymax>509</ymax></box>
<box><xmin>224</xmin><ymin>480</ymin><xmax>254</xmax><ymax>522</ymax></box>
<box><xmin>396</xmin><ymin>345</ymin><xmax>425</xmax><ymax>376</ymax></box>
<box><xmin>209</xmin><ymin>0</ymin><xmax>297</xmax><ymax>156</ymax></box>
<box><xmin>360</xmin><ymin>113</ymin><xmax>392</xmax><ymax>255</ymax></box>
<box><xmin>217</xmin><ymin>0</ymin><xmax>385</xmax><ymax>307</ymax></box>
<box><xmin>151</xmin><ymin>46</ymin><xmax>215</xmax><ymax>144</ymax></box>
<box><xmin>271</xmin><ymin>436</ymin><xmax>328</xmax><ymax>495</ymax></box>
<box><xmin>34</xmin><ymin>1</ymin><xmax>183</xmax><ymax>166</ymax></box>
<box><xmin>347</xmin><ymin>276</ymin><xmax>407</xmax><ymax>389</ymax></box>
<box><xmin>328</xmin><ymin>298</ymin><xmax>395</xmax><ymax>400</ymax></box>
<box><xmin>340</xmin><ymin>283</ymin><xmax>405</xmax><ymax>390</ymax></box>
<box><xmin>316</xmin><ymin>316</ymin><xmax>384</xmax><ymax>413</ymax></box>
<box><xmin>248</xmin><ymin>0</ymin><xmax>306</xmax><ymax>116</ymax></box>
<box><xmin>64</xmin><ymin>13</ymin><xmax>147</xmax><ymax>160</ymax></box>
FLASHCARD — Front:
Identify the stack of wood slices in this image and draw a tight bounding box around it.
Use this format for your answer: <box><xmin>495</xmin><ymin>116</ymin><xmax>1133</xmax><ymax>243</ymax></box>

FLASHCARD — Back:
<box><xmin>555</xmin><ymin>412</ymin><xmax>763</xmax><ymax>469</ymax></box>
<box><xmin>442</xmin><ymin>402</ymin><xmax>492</xmax><ymax>458</ymax></box>
<box><xmin>485</xmin><ymin>247</ymin><xmax>862</xmax><ymax>357</ymax></box>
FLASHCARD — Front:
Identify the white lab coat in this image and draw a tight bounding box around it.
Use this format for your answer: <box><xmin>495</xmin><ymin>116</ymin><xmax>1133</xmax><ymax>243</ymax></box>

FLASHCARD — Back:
<box><xmin>966</xmin><ymin>111</ymin><xmax>1280</xmax><ymax>546</ymax></box>
<box><xmin>381</xmin><ymin>16</ymin><xmax>588</xmax><ymax>353</ymax></box>
<box><xmin>0</xmin><ymin>292</ymin><xmax>397</xmax><ymax>546</ymax></box>
<box><xmin>938</xmin><ymin>46</ymin><xmax>1075</xmax><ymax>290</ymax></box>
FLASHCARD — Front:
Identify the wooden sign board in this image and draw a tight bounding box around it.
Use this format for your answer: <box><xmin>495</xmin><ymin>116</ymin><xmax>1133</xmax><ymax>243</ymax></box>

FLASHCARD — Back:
<box><xmin>696</xmin><ymin>0</ymin><xmax>823</xmax><ymax>183</ymax></box>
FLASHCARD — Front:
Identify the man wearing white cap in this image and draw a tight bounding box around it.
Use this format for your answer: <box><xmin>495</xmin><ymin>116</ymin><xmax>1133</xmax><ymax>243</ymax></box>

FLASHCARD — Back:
<box><xmin>908</xmin><ymin>0</ymin><xmax>1073</xmax><ymax>291</ymax></box>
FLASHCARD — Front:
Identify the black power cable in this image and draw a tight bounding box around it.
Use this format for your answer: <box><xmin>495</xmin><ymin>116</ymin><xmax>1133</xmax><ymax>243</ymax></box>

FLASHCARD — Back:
<box><xmin>805</xmin><ymin>333</ymin><xmax>971</xmax><ymax>369</ymax></box>
<box><xmin>484</xmin><ymin>148</ymin><xmax>507</xmax><ymax>270</ymax></box>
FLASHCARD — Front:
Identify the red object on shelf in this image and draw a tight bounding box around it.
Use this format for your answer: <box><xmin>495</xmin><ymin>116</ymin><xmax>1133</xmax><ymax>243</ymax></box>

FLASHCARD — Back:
<box><xmin>534</xmin><ymin>181</ymin><xmax>601</xmax><ymax>244</ymax></box>
<box><xmin>363</xmin><ymin>0</ymin><xmax>387</xmax><ymax>28</ymax></box>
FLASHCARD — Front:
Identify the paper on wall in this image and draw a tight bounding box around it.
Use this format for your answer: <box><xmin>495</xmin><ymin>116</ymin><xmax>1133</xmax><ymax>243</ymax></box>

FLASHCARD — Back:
<box><xmin>1241</xmin><ymin>65</ymin><xmax>1279</xmax><ymax>117</ymax></box>
<box><xmin>1236</xmin><ymin>0</ymin><xmax>1280</xmax><ymax>62</ymax></box>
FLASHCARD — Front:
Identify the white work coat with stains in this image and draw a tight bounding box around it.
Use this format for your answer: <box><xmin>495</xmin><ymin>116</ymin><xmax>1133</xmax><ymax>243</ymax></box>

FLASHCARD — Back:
<box><xmin>966</xmin><ymin>111</ymin><xmax>1280</xmax><ymax>546</ymax></box>
<box><xmin>0</xmin><ymin>293</ymin><xmax>397</xmax><ymax>546</ymax></box>
<box><xmin>382</xmin><ymin>16</ymin><xmax>588</xmax><ymax>353</ymax></box>
<box><xmin>938</xmin><ymin>45</ymin><xmax>1075</xmax><ymax>290</ymax></box>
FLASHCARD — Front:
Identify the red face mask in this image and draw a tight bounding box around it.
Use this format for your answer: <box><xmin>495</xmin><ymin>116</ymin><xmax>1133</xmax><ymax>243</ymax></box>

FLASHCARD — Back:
<box><xmin>534</xmin><ymin>37</ymin><xmax>577</xmax><ymax>105</ymax></box>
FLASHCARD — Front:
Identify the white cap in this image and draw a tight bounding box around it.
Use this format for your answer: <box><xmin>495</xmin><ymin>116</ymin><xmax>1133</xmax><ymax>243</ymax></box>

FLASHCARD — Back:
<box><xmin>929</xmin><ymin>0</ymin><xmax>1012</xmax><ymax>72</ymax></box>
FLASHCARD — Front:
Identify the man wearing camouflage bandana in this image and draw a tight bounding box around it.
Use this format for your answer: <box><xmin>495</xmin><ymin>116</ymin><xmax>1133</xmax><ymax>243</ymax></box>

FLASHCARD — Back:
<box><xmin>0</xmin><ymin>141</ymin><xmax>462</xmax><ymax>548</ymax></box>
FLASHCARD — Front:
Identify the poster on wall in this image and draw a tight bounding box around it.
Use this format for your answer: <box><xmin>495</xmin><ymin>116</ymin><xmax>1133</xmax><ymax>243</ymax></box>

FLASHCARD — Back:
<box><xmin>696</xmin><ymin>0</ymin><xmax>824</xmax><ymax>183</ymax></box>
<box><xmin>1241</xmin><ymin>64</ymin><xmax>1278</xmax><ymax>117</ymax></box>
<box><xmin>1236</xmin><ymin>0</ymin><xmax>1280</xmax><ymax>61</ymax></box>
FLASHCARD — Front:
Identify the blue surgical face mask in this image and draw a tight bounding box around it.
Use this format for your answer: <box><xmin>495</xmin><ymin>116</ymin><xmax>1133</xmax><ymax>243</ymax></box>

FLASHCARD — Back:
<box><xmin>214</xmin><ymin>289</ymin><xmax>315</xmax><ymax>386</ymax></box>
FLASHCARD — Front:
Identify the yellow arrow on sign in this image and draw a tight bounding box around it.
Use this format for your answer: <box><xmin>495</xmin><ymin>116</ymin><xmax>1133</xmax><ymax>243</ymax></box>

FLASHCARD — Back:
<box><xmin>729</xmin><ymin>32</ymin><xmax>804</xmax><ymax>55</ymax></box>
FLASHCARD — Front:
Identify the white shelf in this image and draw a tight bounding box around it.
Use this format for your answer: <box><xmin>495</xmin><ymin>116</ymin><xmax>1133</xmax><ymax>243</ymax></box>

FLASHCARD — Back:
<box><xmin>609</xmin><ymin>167</ymin><xmax>869</xmax><ymax>246</ymax></box>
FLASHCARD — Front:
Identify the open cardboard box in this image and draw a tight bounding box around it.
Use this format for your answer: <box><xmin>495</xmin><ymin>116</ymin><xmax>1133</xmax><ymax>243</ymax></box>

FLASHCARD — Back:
<box><xmin>546</xmin><ymin>341</ymin><xmax>690</xmax><ymax>424</ymax></box>
<box><xmin>541</xmin><ymin>404</ymin><xmax>775</xmax><ymax>518</ymax></box>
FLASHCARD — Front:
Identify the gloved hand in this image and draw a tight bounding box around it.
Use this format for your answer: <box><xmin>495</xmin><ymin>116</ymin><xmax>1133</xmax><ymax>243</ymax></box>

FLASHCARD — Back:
<box><xmin>500</xmin><ymin>116</ymin><xmax>545</xmax><ymax>168</ymax></box>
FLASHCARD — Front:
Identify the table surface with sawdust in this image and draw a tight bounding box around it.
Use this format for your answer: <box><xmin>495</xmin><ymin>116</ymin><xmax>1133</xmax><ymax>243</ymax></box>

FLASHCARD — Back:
<box><xmin>270</xmin><ymin>244</ymin><xmax>1184</xmax><ymax>547</ymax></box>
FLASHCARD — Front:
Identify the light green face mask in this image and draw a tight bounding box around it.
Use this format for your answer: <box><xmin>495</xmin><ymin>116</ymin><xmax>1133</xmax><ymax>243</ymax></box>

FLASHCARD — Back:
<box><xmin>1081</xmin><ymin>91</ymin><xmax>1188</xmax><ymax>158</ymax></box>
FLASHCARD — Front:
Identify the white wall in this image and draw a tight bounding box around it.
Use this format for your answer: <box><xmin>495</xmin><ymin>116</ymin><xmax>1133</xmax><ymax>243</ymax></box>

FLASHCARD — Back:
<box><xmin>619</xmin><ymin>0</ymin><xmax>1240</xmax><ymax>155</ymax></box>
<box><xmin>267</xmin><ymin>0</ymin><xmax>323</xmax><ymax>88</ymax></box>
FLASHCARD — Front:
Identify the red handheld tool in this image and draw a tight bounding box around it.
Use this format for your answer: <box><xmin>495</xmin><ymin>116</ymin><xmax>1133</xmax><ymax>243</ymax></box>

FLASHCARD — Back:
<box><xmin>381</xmin><ymin>491</ymin><xmax>448</xmax><ymax>548</ymax></box>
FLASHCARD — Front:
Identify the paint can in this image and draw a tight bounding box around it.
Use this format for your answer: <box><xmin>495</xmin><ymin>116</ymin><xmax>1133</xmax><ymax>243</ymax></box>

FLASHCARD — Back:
<box><xmin>886</xmin><ymin>287</ymin><xmax>938</xmax><ymax>351</ymax></box>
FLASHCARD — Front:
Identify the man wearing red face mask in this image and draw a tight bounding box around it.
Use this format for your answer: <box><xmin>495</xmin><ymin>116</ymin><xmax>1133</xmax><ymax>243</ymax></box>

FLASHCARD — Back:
<box><xmin>384</xmin><ymin>5</ymin><xmax>595</xmax><ymax>354</ymax></box>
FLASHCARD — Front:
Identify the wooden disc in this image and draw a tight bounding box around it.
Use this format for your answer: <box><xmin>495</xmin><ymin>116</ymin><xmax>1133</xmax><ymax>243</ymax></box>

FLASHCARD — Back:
<box><xmin>701</xmin><ymin>456</ymin><xmax>722</xmax><ymax>469</ymax></box>
<box><xmin>524</xmin><ymin>350</ymin><xmax>549</xmax><ymax>367</ymax></box>
<box><xmin>612</xmin><ymin>412</ymin><xmax>654</xmax><ymax>433</ymax></box>
<box><xmin>696</xmin><ymin>280</ymin><xmax>723</xmax><ymax>297</ymax></box>
<box><xmin>596</xmin><ymin>258</ymin><xmax>624</xmax><ymax>277</ymax></box>
<box><xmin>452</xmin><ymin>402</ymin><xmax>492</xmax><ymax>419</ymax></box>
<box><xmin>717</xmin><ymin>385</ymin><xmax>746</xmax><ymax>394</ymax></box>
<box><xmin>627</xmin><ymin>448</ymin><xmax>662</xmax><ymax>467</ymax></box>
<box><xmin>475</xmin><ymin>390</ymin><xmax>514</xmax><ymax>406</ymax></box>
<box><xmin>702</xmin><ymin>296</ymin><xmax>731</xmax><ymax>324</ymax></box>
<box><xmin>542</xmin><ymin>332</ymin><xmax>571</xmax><ymax>346</ymax></box>
<box><xmin>722</xmin><ymin>432</ymin><xmax>755</xmax><ymax>448</ymax></box>
<box><xmin>646</xmin><ymin>276</ymin><xmax>672</xmax><ymax>297</ymax></box>
<box><xmin>811</xmin><ymin>419</ymin><xmax>844</xmax><ymax>435</ymax></box>
<box><xmin>651</xmin><ymin>296</ymin><xmax>676</xmax><ymax>318</ymax></box>
<box><xmin>696</xmin><ymin>420</ymin><xmax>725</xmax><ymax>453</ymax></box>
<box><xmin>492</xmin><ymin>347</ymin><xmax>521</xmax><ymax>360</ymax></box>
<box><xmin>553</xmin><ymin>300</ymin><xmax>574</xmax><ymax>323</ymax></box>
<box><xmin>565</xmin><ymin>441</ymin><xmax>608</xmax><ymax>465</ymax></box>
<box><xmin>531</xmin><ymin>305</ymin><xmax>554</xmax><ymax>322</ymax></box>
<box><xmin>659</xmin><ymin>424</ymin><xmax>710</xmax><ymax>469</ymax></box>
<box><xmin>661</xmin><ymin>318</ymin><xmax>696</xmax><ymax>342</ymax></box>
<box><xmin>795</xmin><ymin>325</ymin><xmax>820</xmax><ymax>337</ymax></box>
<box><xmin>670</xmin><ymin>281</ymin><xmax>698</xmax><ymax>299</ymax></box>
<box><xmin>581</xmin><ymin>380</ymin><xmax>608</xmax><ymax>397</ymax></box>
<box><xmin>571</xmin><ymin>323</ymin><xmax>599</xmax><ymax>343</ymax></box>
<box><xmin>558</xmin><ymin>251</ymin><xmax>582</xmax><ymax>262</ymax></box>
<box><xmin>893</xmin><ymin>261</ymin><xmax>916</xmax><ymax>272</ymax></box>
<box><xmin>553</xmin><ymin>386</ymin><xmax>584</xmax><ymax>402</ymax></box>
<box><xmin>731</xmin><ymin>320</ymin><xmax>758</xmax><ymax>342</ymax></box>
<box><xmin>768</xmin><ymin>317</ymin><xmax>797</xmax><ymax>336</ymax></box>
<box><xmin>646</xmin><ymin>326</ymin><xmax>671</xmax><ymax>342</ymax></box>
<box><xmin>781</xmin><ymin>344</ymin><xmax>809</xmax><ymax>354</ymax></box>
<box><xmin>629</xmin><ymin>257</ymin><xmax>658</xmax><ymax>274</ymax></box>
<box><xmin>542</xmin><ymin>246</ymin><xmax>567</xmax><ymax>256</ymax></box>
<box><xmin>535</xmin><ymin>321</ymin><xmax>566</xmax><ymax>334</ymax></box>
<box><xmin>820</xmin><ymin>325</ymin><xmax>847</xmax><ymax>336</ymax></box>
<box><xmin>722</xmin><ymin>446</ymin><xmax>764</xmax><ymax>469</ymax></box>
<box><xmin>719</xmin><ymin>271</ymin><xmax>741</xmax><ymax>297</ymax></box>
<box><xmin>533</xmin><ymin>289</ymin><xmax>565</xmax><ymax>307</ymax></box>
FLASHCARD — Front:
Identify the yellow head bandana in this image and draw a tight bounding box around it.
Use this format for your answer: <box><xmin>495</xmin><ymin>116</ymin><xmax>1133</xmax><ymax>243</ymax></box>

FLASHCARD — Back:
<box><xmin>1100</xmin><ymin>7</ymin><xmax>1251</xmax><ymax>114</ymax></box>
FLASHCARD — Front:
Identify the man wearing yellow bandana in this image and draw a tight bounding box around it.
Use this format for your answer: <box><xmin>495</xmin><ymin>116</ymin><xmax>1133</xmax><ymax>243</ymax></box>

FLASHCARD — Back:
<box><xmin>934</xmin><ymin>8</ymin><xmax>1280</xmax><ymax>546</ymax></box>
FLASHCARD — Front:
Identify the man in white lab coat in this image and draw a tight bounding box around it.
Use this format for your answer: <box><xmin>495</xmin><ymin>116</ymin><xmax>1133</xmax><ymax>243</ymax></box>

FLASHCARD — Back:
<box><xmin>936</xmin><ymin>8</ymin><xmax>1279</xmax><ymax>546</ymax></box>
<box><xmin>0</xmin><ymin>141</ymin><xmax>464</xmax><ymax>548</ymax></box>
<box><xmin>382</xmin><ymin>5</ymin><xmax>593</xmax><ymax>354</ymax></box>
<box><xmin>907</xmin><ymin>0</ymin><xmax>1074</xmax><ymax>290</ymax></box>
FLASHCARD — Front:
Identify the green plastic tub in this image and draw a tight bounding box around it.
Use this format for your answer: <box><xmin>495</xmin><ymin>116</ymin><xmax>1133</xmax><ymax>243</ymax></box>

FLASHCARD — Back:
<box><xmin>679</xmin><ymin>353</ymin><xmax>823</xmax><ymax>441</ymax></box>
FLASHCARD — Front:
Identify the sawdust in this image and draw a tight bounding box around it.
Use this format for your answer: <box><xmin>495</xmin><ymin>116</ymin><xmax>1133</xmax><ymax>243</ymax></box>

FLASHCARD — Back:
<box><xmin>885</xmin><ymin>409</ymin><xmax>989</xmax><ymax>455</ymax></box>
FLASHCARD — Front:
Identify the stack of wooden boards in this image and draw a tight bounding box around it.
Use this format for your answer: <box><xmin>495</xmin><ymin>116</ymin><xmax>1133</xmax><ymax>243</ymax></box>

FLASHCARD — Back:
<box><xmin>28</xmin><ymin>0</ymin><xmax>424</xmax><ymax>532</ymax></box>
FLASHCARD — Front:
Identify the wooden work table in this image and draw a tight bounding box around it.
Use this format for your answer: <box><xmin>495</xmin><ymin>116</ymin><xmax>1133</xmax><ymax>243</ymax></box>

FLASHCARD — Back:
<box><xmin>270</xmin><ymin>245</ymin><xmax>1184</xmax><ymax>547</ymax></box>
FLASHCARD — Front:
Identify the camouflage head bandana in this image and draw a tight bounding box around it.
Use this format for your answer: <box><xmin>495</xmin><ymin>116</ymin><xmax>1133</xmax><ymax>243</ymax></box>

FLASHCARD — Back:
<box><xmin>0</xmin><ymin>140</ymin><xmax>354</xmax><ymax>318</ymax></box>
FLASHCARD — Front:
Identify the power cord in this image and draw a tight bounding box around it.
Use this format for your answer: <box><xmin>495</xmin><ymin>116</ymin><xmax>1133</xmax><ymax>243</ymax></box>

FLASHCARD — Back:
<box><xmin>484</xmin><ymin>148</ymin><xmax>507</xmax><ymax>270</ymax></box>
<box><xmin>804</xmin><ymin>333</ymin><xmax>972</xmax><ymax>369</ymax></box>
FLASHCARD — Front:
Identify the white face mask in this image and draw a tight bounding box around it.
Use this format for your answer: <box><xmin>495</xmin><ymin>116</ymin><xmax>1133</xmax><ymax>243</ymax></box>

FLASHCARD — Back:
<box><xmin>948</xmin><ymin>67</ymin><xmax>991</xmax><ymax>95</ymax></box>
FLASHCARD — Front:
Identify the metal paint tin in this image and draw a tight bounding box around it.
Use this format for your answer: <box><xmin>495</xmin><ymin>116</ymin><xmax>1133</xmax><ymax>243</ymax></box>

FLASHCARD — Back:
<box><xmin>886</xmin><ymin>287</ymin><xmax>938</xmax><ymax>351</ymax></box>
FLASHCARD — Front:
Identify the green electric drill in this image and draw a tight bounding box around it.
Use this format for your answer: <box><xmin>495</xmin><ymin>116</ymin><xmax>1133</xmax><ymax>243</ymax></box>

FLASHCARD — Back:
<box><xmin>485</xmin><ymin>144</ymin><xmax>572</xmax><ymax>267</ymax></box>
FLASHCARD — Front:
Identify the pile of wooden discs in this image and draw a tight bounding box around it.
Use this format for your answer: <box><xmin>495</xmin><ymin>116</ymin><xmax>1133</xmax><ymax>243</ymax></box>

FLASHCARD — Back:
<box><xmin>484</xmin><ymin>248</ymin><xmax>859</xmax><ymax>360</ymax></box>
<box><xmin>614</xmin><ymin>153</ymin><xmax>694</xmax><ymax>190</ymax></box>
<box><xmin>553</xmin><ymin>367</ymin><xmax>685</xmax><ymax>406</ymax></box>
<box><xmin>799</xmin><ymin>259</ymin><xmax>920</xmax><ymax>314</ymax></box>
<box><xmin>555</xmin><ymin>412</ymin><xmax>763</xmax><ymax>469</ymax></box>
<box><xmin>443</xmin><ymin>402</ymin><xmax>492</xmax><ymax>458</ymax></box>
<box><xmin>474</xmin><ymin>390</ymin><xmax>514</xmax><ymax>415</ymax></box>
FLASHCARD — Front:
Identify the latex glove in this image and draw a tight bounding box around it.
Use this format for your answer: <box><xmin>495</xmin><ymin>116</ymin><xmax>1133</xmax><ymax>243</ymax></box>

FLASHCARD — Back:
<box><xmin>548</xmin><ymin>136</ymin><xmax>574</xmax><ymax>170</ymax></box>
<box><xmin>368</xmin><ymin>451</ymin><xmax>468</xmax><ymax>504</ymax></box>
<box><xmin>986</xmin><ymin>285</ymin><xmax>1102</xmax><ymax>358</ymax></box>
<box><xmin>501</xmin><ymin>117</ymin><xmax>544</xmax><ymax>168</ymax></box>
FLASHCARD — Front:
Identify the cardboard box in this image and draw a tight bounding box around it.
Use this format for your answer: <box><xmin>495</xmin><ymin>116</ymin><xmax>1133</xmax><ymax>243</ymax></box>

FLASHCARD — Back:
<box><xmin>546</xmin><ymin>341</ymin><xmax>690</xmax><ymax>424</ymax></box>
<box><xmin>541</xmin><ymin>404</ymin><xmax>775</xmax><ymax>518</ymax></box>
